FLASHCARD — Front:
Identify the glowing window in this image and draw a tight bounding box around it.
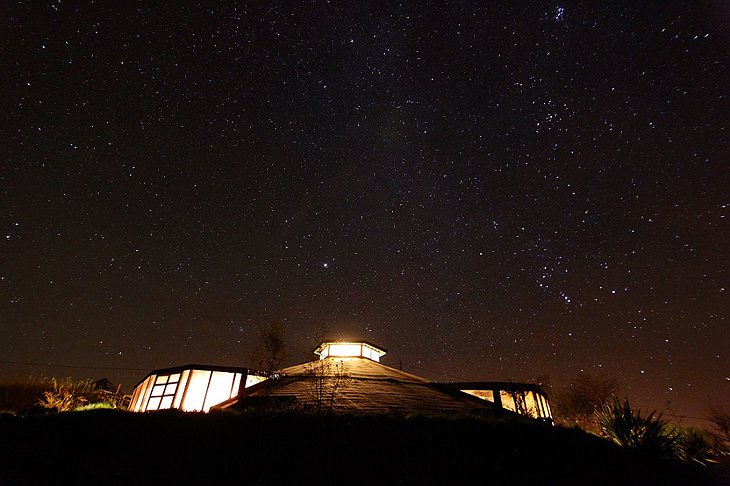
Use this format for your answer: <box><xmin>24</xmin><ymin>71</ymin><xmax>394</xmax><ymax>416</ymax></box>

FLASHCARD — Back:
<box><xmin>245</xmin><ymin>374</ymin><xmax>267</xmax><ymax>388</ymax></box>
<box><xmin>461</xmin><ymin>390</ymin><xmax>495</xmax><ymax>402</ymax></box>
<box><xmin>542</xmin><ymin>395</ymin><xmax>552</xmax><ymax>417</ymax></box>
<box><xmin>131</xmin><ymin>368</ymin><xmax>262</xmax><ymax>413</ymax></box>
<box><xmin>500</xmin><ymin>391</ymin><xmax>516</xmax><ymax>412</ymax></box>
<box><xmin>314</xmin><ymin>342</ymin><xmax>386</xmax><ymax>362</ymax></box>
<box><xmin>181</xmin><ymin>370</ymin><xmax>211</xmax><ymax>412</ymax></box>
<box><xmin>535</xmin><ymin>393</ymin><xmax>549</xmax><ymax>417</ymax></box>
<box><xmin>523</xmin><ymin>391</ymin><xmax>538</xmax><ymax>418</ymax></box>
<box><xmin>202</xmin><ymin>371</ymin><xmax>235</xmax><ymax>412</ymax></box>
<box><xmin>129</xmin><ymin>376</ymin><xmax>154</xmax><ymax>412</ymax></box>
<box><xmin>173</xmin><ymin>370</ymin><xmax>190</xmax><ymax>409</ymax></box>
<box><xmin>128</xmin><ymin>386</ymin><xmax>141</xmax><ymax>412</ymax></box>
<box><xmin>145</xmin><ymin>373</ymin><xmax>182</xmax><ymax>411</ymax></box>
<box><xmin>327</xmin><ymin>344</ymin><xmax>362</xmax><ymax>357</ymax></box>
<box><xmin>137</xmin><ymin>376</ymin><xmax>156</xmax><ymax>412</ymax></box>
<box><xmin>132</xmin><ymin>381</ymin><xmax>145</xmax><ymax>412</ymax></box>
<box><xmin>232</xmin><ymin>373</ymin><xmax>242</xmax><ymax>394</ymax></box>
<box><xmin>148</xmin><ymin>396</ymin><xmax>161</xmax><ymax>410</ymax></box>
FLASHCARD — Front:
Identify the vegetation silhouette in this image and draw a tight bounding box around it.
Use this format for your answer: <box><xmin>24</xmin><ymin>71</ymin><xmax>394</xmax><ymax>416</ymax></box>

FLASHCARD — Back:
<box><xmin>1</xmin><ymin>409</ymin><xmax>724</xmax><ymax>485</ymax></box>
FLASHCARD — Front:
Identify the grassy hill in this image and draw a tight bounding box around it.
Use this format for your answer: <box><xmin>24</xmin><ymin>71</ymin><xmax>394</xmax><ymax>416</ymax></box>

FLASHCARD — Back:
<box><xmin>0</xmin><ymin>409</ymin><xmax>723</xmax><ymax>485</ymax></box>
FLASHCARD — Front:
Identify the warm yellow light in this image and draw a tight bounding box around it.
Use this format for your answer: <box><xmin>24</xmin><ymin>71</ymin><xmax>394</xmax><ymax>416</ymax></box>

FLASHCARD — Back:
<box><xmin>461</xmin><ymin>389</ymin><xmax>494</xmax><ymax>402</ymax></box>
<box><xmin>314</xmin><ymin>342</ymin><xmax>386</xmax><ymax>362</ymax></box>
<box><xmin>131</xmin><ymin>368</ymin><xmax>254</xmax><ymax>413</ymax></box>
<box><xmin>202</xmin><ymin>371</ymin><xmax>235</xmax><ymax>411</ymax></box>
<box><xmin>131</xmin><ymin>375</ymin><xmax>156</xmax><ymax>412</ymax></box>
<box><xmin>540</xmin><ymin>394</ymin><xmax>553</xmax><ymax>418</ymax></box>
<box><xmin>180</xmin><ymin>370</ymin><xmax>211</xmax><ymax>412</ymax></box>
<box><xmin>524</xmin><ymin>391</ymin><xmax>538</xmax><ymax>418</ymax></box>
<box><xmin>327</xmin><ymin>344</ymin><xmax>362</xmax><ymax>357</ymax></box>
<box><xmin>500</xmin><ymin>390</ymin><xmax>516</xmax><ymax>412</ymax></box>
<box><xmin>172</xmin><ymin>370</ymin><xmax>190</xmax><ymax>409</ymax></box>
<box><xmin>245</xmin><ymin>374</ymin><xmax>267</xmax><ymax>388</ymax></box>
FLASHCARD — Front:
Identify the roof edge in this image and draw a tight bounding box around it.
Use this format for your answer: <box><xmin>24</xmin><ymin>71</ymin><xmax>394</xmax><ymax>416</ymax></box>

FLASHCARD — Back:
<box><xmin>132</xmin><ymin>363</ymin><xmax>263</xmax><ymax>389</ymax></box>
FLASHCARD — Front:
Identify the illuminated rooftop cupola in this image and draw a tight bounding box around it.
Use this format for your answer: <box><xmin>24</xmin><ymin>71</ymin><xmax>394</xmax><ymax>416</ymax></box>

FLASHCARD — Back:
<box><xmin>314</xmin><ymin>341</ymin><xmax>387</xmax><ymax>362</ymax></box>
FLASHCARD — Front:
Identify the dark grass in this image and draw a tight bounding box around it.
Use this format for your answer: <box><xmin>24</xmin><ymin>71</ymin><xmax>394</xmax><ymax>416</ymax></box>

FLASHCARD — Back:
<box><xmin>0</xmin><ymin>379</ymin><xmax>49</xmax><ymax>412</ymax></box>
<box><xmin>0</xmin><ymin>410</ymin><xmax>722</xmax><ymax>485</ymax></box>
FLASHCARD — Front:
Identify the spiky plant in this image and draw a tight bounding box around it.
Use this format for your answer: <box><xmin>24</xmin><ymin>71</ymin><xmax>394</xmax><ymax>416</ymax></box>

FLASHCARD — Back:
<box><xmin>597</xmin><ymin>398</ymin><xmax>679</xmax><ymax>459</ymax></box>
<box><xmin>670</xmin><ymin>424</ymin><xmax>719</xmax><ymax>466</ymax></box>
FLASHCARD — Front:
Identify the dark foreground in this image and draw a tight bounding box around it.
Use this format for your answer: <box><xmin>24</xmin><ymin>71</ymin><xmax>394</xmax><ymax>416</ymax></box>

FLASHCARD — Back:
<box><xmin>0</xmin><ymin>410</ymin><xmax>723</xmax><ymax>485</ymax></box>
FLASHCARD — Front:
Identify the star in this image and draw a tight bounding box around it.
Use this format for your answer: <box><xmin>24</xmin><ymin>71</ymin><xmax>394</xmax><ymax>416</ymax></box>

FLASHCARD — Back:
<box><xmin>1</xmin><ymin>1</ymin><xmax>724</xmax><ymax>428</ymax></box>
<box><xmin>554</xmin><ymin>6</ymin><xmax>565</xmax><ymax>22</ymax></box>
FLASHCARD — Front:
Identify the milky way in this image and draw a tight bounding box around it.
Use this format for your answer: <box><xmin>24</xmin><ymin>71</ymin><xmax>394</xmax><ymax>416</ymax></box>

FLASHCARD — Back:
<box><xmin>2</xmin><ymin>2</ymin><xmax>728</xmax><ymax>423</ymax></box>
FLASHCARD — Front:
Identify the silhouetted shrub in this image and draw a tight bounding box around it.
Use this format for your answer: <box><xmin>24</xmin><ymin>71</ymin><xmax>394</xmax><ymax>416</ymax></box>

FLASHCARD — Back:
<box><xmin>0</xmin><ymin>376</ymin><xmax>53</xmax><ymax>412</ymax></box>
<box><xmin>0</xmin><ymin>411</ymin><xmax>719</xmax><ymax>485</ymax></box>
<box><xmin>0</xmin><ymin>376</ymin><xmax>127</xmax><ymax>413</ymax></box>
<box><xmin>706</xmin><ymin>405</ymin><xmax>730</xmax><ymax>453</ymax></box>
<box><xmin>598</xmin><ymin>398</ymin><xmax>678</xmax><ymax>459</ymax></box>
<box><xmin>553</xmin><ymin>373</ymin><xmax>619</xmax><ymax>433</ymax></box>
<box><xmin>671</xmin><ymin>423</ymin><xmax>720</xmax><ymax>466</ymax></box>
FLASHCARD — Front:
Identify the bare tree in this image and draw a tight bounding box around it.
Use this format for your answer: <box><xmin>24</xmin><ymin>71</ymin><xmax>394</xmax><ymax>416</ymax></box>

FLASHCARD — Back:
<box><xmin>552</xmin><ymin>373</ymin><xmax>620</xmax><ymax>433</ymax></box>
<box><xmin>252</xmin><ymin>320</ymin><xmax>287</xmax><ymax>395</ymax></box>
<box><xmin>304</xmin><ymin>359</ymin><xmax>351</xmax><ymax>414</ymax></box>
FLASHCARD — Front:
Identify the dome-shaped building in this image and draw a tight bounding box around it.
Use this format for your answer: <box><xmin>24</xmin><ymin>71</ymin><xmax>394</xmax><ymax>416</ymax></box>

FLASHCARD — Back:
<box><xmin>129</xmin><ymin>340</ymin><xmax>552</xmax><ymax>423</ymax></box>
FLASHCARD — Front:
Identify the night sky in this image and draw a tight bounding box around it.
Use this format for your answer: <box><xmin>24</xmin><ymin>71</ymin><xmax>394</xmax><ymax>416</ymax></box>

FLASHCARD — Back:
<box><xmin>2</xmin><ymin>2</ymin><xmax>728</xmax><ymax>422</ymax></box>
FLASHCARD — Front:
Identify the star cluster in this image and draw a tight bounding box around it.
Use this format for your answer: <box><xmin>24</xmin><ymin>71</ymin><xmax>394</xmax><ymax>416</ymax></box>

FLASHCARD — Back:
<box><xmin>2</xmin><ymin>2</ymin><xmax>727</xmax><ymax>422</ymax></box>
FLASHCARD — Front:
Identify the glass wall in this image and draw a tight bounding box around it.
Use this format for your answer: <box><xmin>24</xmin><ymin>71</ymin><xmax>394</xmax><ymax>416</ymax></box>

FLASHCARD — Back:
<box><xmin>129</xmin><ymin>375</ymin><xmax>156</xmax><ymax>413</ymax></box>
<box><xmin>146</xmin><ymin>373</ymin><xmax>182</xmax><ymax>411</ymax></box>
<box><xmin>245</xmin><ymin>374</ymin><xmax>267</xmax><ymax>388</ymax></box>
<box><xmin>172</xmin><ymin>370</ymin><xmax>190</xmax><ymax>409</ymax></box>
<box><xmin>180</xmin><ymin>370</ymin><xmax>211</xmax><ymax>412</ymax></box>
<box><xmin>202</xmin><ymin>371</ymin><xmax>235</xmax><ymax>411</ymax></box>
<box><xmin>500</xmin><ymin>390</ymin><xmax>516</xmax><ymax>412</ymax></box>
<box><xmin>522</xmin><ymin>391</ymin><xmax>537</xmax><ymax>418</ymax></box>
<box><xmin>459</xmin><ymin>386</ymin><xmax>552</xmax><ymax>420</ymax></box>
<box><xmin>129</xmin><ymin>368</ymin><xmax>258</xmax><ymax>413</ymax></box>
<box><xmin>316</xmin><ymin>342</ymin><xmax>385</xmax><ymax>362</ymax></box>
<box><xmin>327</xmin><ymin>344</ymin><xmax>364</xmax><ymax>358</ymax></box>
<box><xmin>461</xmin><ymin>389</ymin><xmax>495</xmax><ymax>402</ymax></box>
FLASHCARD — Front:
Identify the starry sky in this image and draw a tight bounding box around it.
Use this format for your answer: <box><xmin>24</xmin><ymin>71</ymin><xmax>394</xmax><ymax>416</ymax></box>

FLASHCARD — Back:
<box><xmin>2</xmin><ymin>2</ymin><xmax>728</xmax><ymax>422</ymax></box>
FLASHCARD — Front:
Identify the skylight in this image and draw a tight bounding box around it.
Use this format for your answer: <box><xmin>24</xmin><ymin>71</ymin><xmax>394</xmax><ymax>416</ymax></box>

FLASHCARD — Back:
<box><xmin>314</xmin><ymin>342</ymin><xmax>387</xmax><ymax>362</ymax></box>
